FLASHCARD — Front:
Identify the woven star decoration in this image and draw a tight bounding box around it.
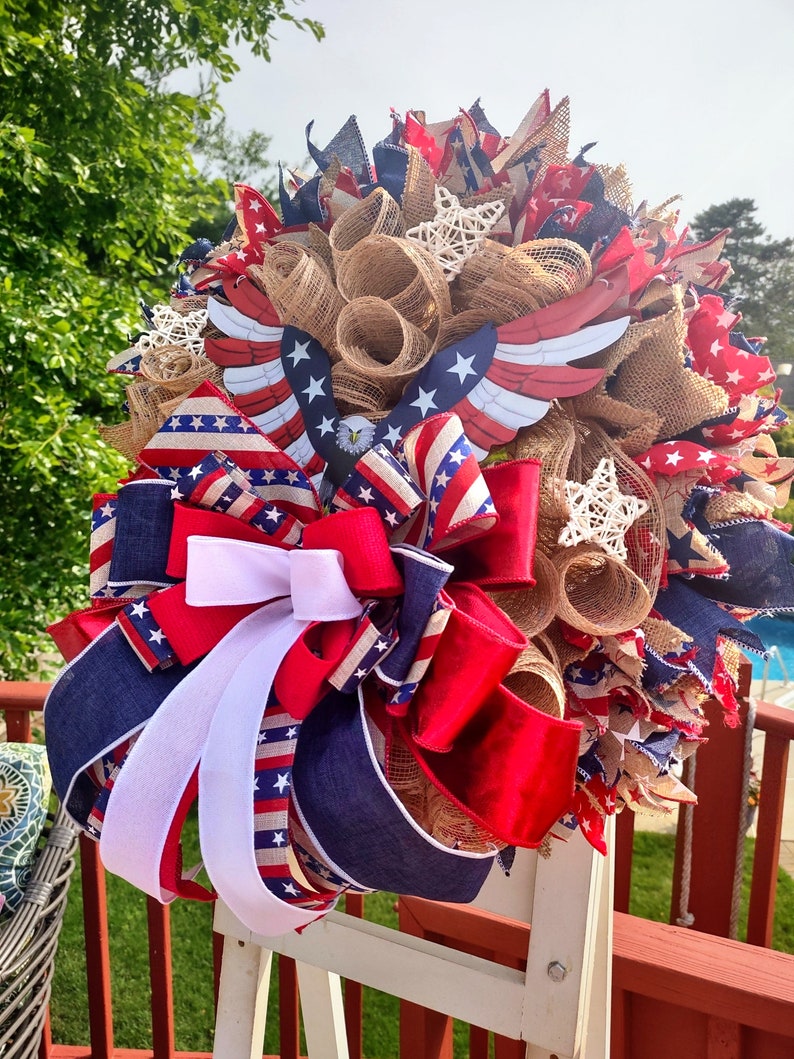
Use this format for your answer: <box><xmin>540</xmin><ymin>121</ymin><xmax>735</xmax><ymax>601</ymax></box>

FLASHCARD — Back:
<box><xmin>558</xmin><ymin>457</ymin><xmax>649</xmax><ymax>561</ymax></box>
<box><xmin>405</xmin><ymin>185</ymin><xmax>506</xmax><ymax>278</ymax></box>
<box><xmin>134</xmin><ymin>305</ymin><xmax>208</xmax><ymax>358</ymax></box>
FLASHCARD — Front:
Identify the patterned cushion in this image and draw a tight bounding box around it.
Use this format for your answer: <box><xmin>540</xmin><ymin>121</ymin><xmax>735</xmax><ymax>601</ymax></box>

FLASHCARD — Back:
<box><xmin>0</xmin><ymin>743</ymin><xmax>52</xmax><ymax>915</ymax></box>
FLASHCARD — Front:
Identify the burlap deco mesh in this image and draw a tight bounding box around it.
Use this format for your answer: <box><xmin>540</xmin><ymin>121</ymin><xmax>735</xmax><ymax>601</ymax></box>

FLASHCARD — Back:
<box><xmin>494</xmin><ymin>95</ymin><xmax>570</xmax><ymax>176</ymax></box>
<box><xmin>336</xmin><ymin>297</ymin><xmax>434</xmax><ymax>397</ymax></box>
<box><xmin>256</xmin><ymin>242</ymin><xmax>345</xmax><ymax>358</ymax></box>
<box><xmin>455</xmin><ymin>238</ymin><xmax>510</xmax><ymax>300</ymax></box>
<box><xmin>552</xmin><ymin>544</ymin><xmax>652</xmax><ymax>638</ymax></box>
<box><xmin>169</xmin><ymin>294</ymin><xmax>208</xmax><ymax>314</ymax></box>
<box><xmin>502</xmin><ymin>640</ymin><xmax>566</xmax><ymax>719</ymax></box>
<box><xmin>401</xmin><ymin>145</ymin><xmax>438</xmax><ymax>230</ymax></box>
<box><xmin>330</xmin><ymin>362</ymin><xmax>391</xmax><ymax>417</ymax></box>
<box><xmin>435</xmin><ymin>307</ymin><xmax>497</xmax><ymax>350</ymax></box>
<box><xmin>610</xmin><ymin>288</ymin><xmax>729</xmax><ymax>441</ymax></box>
<box><xmin>508</xmin><ymin>406</ymin><xmax>577</xmax><ymax>553</ymax></box>
<box><xmin>565</xmin><ymin>418</ymin><xmax>666</xmax><ymax>603</ymax></box>
<box><xmin>138</xmin><ymin>345</ymin><xmax>223</xmax><ymax>392</ymax></box>
<box><xmin>466</xmin><ymin>277</ymin><xmax>545</xmax><ymax>326</ymax></box>
<box><xmin>328</xmin><ymin>187</ymin><xmax>405</xmax><ymax>270</ymax></box>
<box><xmin>491</xmin><ymin>550</ymin><xmax>560</xmax><ymax>640</ymax></box>
<box><xmin>597</xmin><ymin>162</ymin><xmax>634</xmax><ymax>214</ymax></box>
<box><xmin>307</xmin><ymin>223</ymin><xmax>336</xmax><ymax>278</ymax></box>
<box><xmin>334</xmin><ymin>234</ymin><xmax>452</xmax><ymax>336</ymax></box>
<box><xmin>385</xmin><ymin>731</ymin><xmax>504</xmax><ymax>853</ymax></box>
<box><xmin>100</xmin><ymin>382</ymin><xmax>170</xmax><ymax>461</ymax></box>
<box><xmin>498</xmin><ymin>239</ymin><xmax>593</xmax><ymax>306</ymax></box>
<box><xmin>100</xmin><ymin>347</ymin><xmax>225</xmax><ymax>461</ymax></box>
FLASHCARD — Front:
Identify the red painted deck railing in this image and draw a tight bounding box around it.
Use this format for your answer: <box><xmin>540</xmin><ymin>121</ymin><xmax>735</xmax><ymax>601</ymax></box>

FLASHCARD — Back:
<box><xmin>3</xmin><ymin>672</ymin><xmax>794</xmax><ymax>1058</ymax></box>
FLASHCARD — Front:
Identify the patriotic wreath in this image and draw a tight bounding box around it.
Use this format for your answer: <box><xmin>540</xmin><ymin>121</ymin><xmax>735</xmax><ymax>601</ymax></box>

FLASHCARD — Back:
<box><xmin>44</xmin><ymin>91</ymin><xmax>794</xmax><ymax>936</ymax></box>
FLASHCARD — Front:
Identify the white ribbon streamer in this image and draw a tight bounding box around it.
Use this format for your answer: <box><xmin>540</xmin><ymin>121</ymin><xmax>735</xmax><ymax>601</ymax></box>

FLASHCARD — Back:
<box><xmin>100</xmin><ymin>536</ymin><xmax>366</xmax><ymax>937</ymax></box>
<box><xmin>185</xmin><ymin>535</ymin><xmax>363</xmax><ymax>620</ymax></box>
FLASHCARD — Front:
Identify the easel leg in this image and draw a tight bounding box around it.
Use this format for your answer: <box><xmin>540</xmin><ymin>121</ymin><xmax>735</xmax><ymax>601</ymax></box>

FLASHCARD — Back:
<box><xmin>296</xmin><ymin>960</ymin><xmax>351</xmax><ymax>1059</ymax></box>
<box><xmin>212</xmin><ymin>934</ymin><xmax>273</xmax><ymax>1059</ymax></box>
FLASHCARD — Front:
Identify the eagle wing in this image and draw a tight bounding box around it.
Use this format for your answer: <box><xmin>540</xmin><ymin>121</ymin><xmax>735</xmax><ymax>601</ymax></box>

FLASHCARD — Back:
<box><xmin>205</xmin><ymin>276</ymin><xmax>325</xmax><ymax>474</ymax></box>
<box><xmin>376</xmin><ymin>270</ymin><xmax>631</xmax><ymax>460</ymax></box>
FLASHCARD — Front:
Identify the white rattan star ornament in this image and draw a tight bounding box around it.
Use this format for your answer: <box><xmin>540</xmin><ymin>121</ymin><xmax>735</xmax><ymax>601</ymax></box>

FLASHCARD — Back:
<box><xmin>558</xmin><ymin>457</ymin><xmax>649</xmax><ymax>561</ymax></box>
<box><xmin>405</xmin><ymin>185</ymin><xmax>505</xmax><ymax>279</ymax></box>
<box><xmin>134</xmin><ymin>304</ymin><xmax>208</xmax><ymax>357</ymax></box>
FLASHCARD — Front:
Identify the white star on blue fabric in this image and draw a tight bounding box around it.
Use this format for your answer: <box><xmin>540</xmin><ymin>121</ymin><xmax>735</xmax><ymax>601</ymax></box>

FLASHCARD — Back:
<box><xmin>288</xmin><ymin>339</ymin><xmax>311</xmax><ymax>365</ymax></box>
<box><xmin>410</xmin><ymin>387</ymin><xmax>438</xmax><ymax>416</ymax></box>
<box><xmin>303</xmin><ymin>376</ymin><xmax>326</xmax><ymax>402</ymax></box>
<box><xmin>383</xmin><ymin>424</ymin><xmax>403</xmax><ymax>446</ymax></box>
<box><xmin>447</xmin><ymin>352</ymin><xmax>477</xmax><ymax>384</ymax></box>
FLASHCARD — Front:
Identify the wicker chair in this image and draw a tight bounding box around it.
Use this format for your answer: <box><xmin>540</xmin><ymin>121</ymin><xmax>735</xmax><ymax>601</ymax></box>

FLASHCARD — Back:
<box><xmin>0</xmin><ymin>805</ymin><xmax>77</xmax><ymax>1058</ymax></box>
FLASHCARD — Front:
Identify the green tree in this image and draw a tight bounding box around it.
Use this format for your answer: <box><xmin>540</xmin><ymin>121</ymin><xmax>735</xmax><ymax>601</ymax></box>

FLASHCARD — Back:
<box><xmin>0</xmin><ymin>1</ymin><xmax>322</xmax><ymax>679</ymax></box>
<box><xmin>691</xmin><ymin>198</ymin><xmax>794</xmax><ymax>363</ymax></box>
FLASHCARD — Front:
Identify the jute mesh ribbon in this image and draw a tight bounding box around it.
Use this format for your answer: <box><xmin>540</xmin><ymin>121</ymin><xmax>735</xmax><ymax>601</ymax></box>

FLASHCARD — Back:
<box><xmin>611</xmin><ymin>288</ymin><xmax>729</xmax><ymax>440</ymax></box>
<box><xmin>458</xmin><ymin>238</ymin><xmax>591</xmax><ymax>324</ymax></box>
<box><xmin>330</xmin><ymin>362</ymin><xmax>391</xmax><ymax>418</ymax></box>
<box><xmin>334</xmin><ymin>234</ymin><xmax>452</xmax><ymax>337</ymax></box>
<box><xmin>492</xmin><ymin>550</ymin><xmax>560</xmax><ymax>640</ymax></box>
<box><xmin>503</xmin><ymin>639</ymin><xmax>566</xmax><ymax>719</ymax></box>
<box><xmin>328</xmin><ymin>187</ymin><xmax>406</xmax><ymax>269</ymax></box>
<box><xmin>401</xmin><ymin>145</ymin><xmax>439</xmax><ymax>230</ymax></box>
<box><xmin>253</xmin><ymin>243</ymin><xmax>345</xmax><ymax>359</ymax></box>
<box><xmin>386</xmin><ymin>730</ymin><xmax>505</xmax><ymax>853</ymax></box>
<box><xmin>101</xmin><ymin>346</ymin><xmax>224</xmax><ymax>460</ymax></box>
<box><xmin>552</xmin><ymin>544</ymin><xmax>652</xmax><ymax>638</ymax></box>
<box><xmin>336</xmin><ymin>297</ymin><xmax>434</xmax><ymax>397</ymax></box>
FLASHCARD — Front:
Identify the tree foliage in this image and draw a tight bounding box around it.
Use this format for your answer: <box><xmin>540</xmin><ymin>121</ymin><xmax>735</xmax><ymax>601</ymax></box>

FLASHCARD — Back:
<box><xmin>0</xmin><ymin>1</ymin><xmax>322</xmax><ymax>678</ymax></box>
<box><xmin>692</xmin><ymin>198</ymin><xmax>794</xmax><ymax>364</ymax></box>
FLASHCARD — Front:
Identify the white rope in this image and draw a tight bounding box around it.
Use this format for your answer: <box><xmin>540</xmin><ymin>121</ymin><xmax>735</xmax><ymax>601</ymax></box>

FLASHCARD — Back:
<box><xmin>676</xmin><ymin>754</ymin><xmax>696</xmax><ymax>928</ymax></box>
<box><xmin>730</xmin><ymin>698</ymin><xmax>757</xmax><ymax>940</ymax></box>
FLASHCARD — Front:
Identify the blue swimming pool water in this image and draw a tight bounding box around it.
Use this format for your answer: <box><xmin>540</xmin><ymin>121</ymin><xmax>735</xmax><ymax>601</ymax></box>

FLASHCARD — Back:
<box><xmin>746</xmin><ymin>615</ymin><xmax>794</xmax><ymax>681</ymax></box>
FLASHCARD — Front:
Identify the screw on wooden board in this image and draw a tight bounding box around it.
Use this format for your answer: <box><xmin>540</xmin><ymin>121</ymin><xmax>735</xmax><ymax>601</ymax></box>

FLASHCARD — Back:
<box><xmin>546</xmin><ymin>961</ymin><xmax>568</xmax><ymax>982</ymax></box>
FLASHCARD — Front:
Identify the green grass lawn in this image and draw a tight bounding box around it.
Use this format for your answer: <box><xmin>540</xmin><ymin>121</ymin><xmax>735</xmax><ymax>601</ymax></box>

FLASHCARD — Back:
<box><xmin>49</xmin><ymin>832</ymin><xmax>794</xmax><ymax>1057</ymax></box>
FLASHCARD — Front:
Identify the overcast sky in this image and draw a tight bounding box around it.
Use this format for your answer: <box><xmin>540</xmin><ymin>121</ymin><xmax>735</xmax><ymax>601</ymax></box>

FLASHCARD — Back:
<box><xmin>197</xmin><ymin>0</ymin><xmax>794</xmax><ymax>239</ymax></box>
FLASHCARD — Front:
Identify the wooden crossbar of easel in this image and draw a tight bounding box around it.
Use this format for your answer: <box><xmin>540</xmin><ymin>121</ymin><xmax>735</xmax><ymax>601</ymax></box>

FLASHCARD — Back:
<box><xmin>211</xmin><ymin>823</ymin><xmax>613</xmax><ymax>1059</ymax></box>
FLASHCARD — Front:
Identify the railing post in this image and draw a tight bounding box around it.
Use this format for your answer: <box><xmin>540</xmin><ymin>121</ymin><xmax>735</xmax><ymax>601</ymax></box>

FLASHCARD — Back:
<box><xmin>80</xmin><ymin>835</ymin><xmax>115</xmax><ymax>1059</ymax></box>
<box><xmin>670</xmin><ymin>668</ymin><xmax>751</xmax><ymax>937</ymax></box>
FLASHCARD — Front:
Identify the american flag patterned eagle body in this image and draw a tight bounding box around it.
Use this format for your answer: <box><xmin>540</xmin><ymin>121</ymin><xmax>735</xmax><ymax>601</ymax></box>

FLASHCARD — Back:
<box><xmin>204</xmin><ymin>269</ymin><xmax>631</xmax><ymax>485</ymax></box>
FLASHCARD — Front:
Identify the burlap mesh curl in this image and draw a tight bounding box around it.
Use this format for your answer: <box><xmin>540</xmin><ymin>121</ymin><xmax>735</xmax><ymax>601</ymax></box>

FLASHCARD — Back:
<box><xmin>254</xmin><ymin>242</ymin><xmax>345</xmax><ymax>359</ymax></box>
<box><xmin>100</xmin><ymin>345</ymin><xmax>224</xmax><ymax>461</ymax></box>
<box><xmin>552</xmin><ymin>544</ymin><xmax>652</xmax><ymax>638</ymax></box>
<box><xmin>502</xmin><ymin>641</ymin><xmax>566</xmax><ymax>719</ymax></box>
<box><xmin>328</xmin><ymin>186</ymin><xmax>406</xmax><ymax>270</ymax></box>
<box><xmin>385</xmin><ymin>731</ymin><xmax>504</xmax><ymax>853</ymax></box>
<box><xmin>491</xmin><ymin>550</ymin><xmax>560</xmax><ymax>640</ymax></box>
<box><xmin>401</xmin><ymin>145</ymin><xmax>438</xmax><ymax>230</ymax></box>
<box><xmin>610</xmin><ymin>287</ymin><xmax>729</xmax><ymax>440</ymax></box>
<box><xmin>330</xmin><ymin>362</ymin><xmax>391</xmax><ymax>417</ymax></box>
<box><xmin>334</xmin><ymin>234</ymin><xmax>452</xmax><ymax>337</ymax></box>
<box><xmin>336</xmin><ymin>297</ymin><xmax>433</xmax><ymax>398</ymax></box>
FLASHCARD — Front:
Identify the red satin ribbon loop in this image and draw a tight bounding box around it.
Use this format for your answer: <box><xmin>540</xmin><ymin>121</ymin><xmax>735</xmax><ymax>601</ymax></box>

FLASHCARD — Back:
<box><xmin>302</xmin><ymin>508</ymin><xmax>404</xmax><ymax>598</ymax></box>
<box><xmin>442</xmin><ymin>460</ymin><xmax>541</xmax><ymax>589</ymax></box>
<box><xmin>274</xmin><ymin>619</ymin><xmax>358</xmax><ymax>720</ymax></box>
<box><xmin>166</xmin><ymin>503</ymin><xmax>290</xmax><ymax>580</ymax></box>
<box><xmin>396</xmin><ymin>683</ymin><xmax>582</xmax><ymax>849</ymax></box>
<box><xmin>410</xmin><ymin>582</ymin><xmax>527</xmax><ymax>752</ymax></box>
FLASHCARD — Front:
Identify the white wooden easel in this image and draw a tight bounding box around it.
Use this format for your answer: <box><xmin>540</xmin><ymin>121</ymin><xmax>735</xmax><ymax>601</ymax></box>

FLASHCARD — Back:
<box><xmin>211</xmin><ymin>821</ymin><xmax>613</xmax><ymax>1059</ymax></box>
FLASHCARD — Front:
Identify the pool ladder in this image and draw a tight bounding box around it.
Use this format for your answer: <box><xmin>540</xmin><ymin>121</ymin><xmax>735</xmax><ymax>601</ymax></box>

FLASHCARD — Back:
<box><xmin>760</xmin><ymin>644</ymin><xmax>792</xmax><ymax>701</ymax></box>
